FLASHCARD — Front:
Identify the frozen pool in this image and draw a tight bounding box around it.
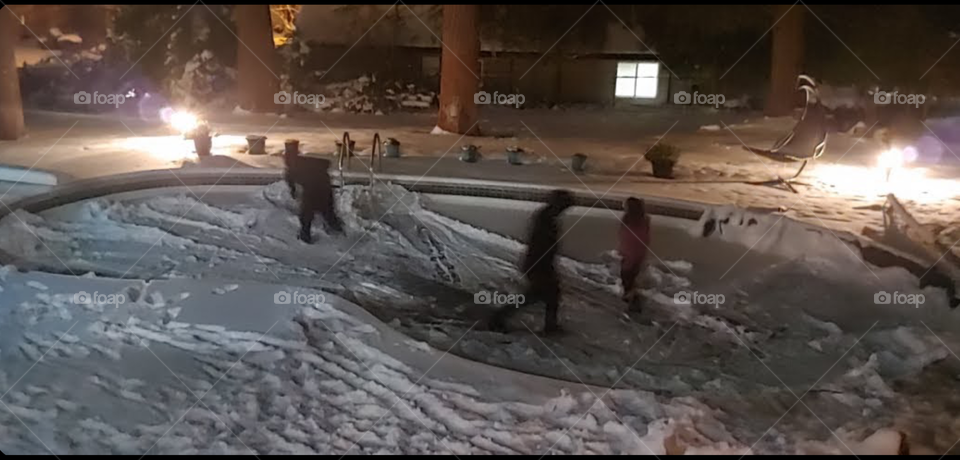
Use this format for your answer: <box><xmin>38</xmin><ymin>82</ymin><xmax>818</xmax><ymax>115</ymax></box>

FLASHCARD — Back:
<box><xmin>0</xmin><ymin>170</ymin><xmax>959</xmax><ymax>454</ymax></box>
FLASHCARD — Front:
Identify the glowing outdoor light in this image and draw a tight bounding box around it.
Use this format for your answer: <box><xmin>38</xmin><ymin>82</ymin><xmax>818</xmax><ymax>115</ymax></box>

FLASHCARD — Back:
<box><xmin>878</xmin><ymin>148</ymin><xmax>904</xmax><ymax>182</ymax></box>
<box><xmin>877</xmin><ymin>146</ymin><xmax>918</xmax><ymax>182</ymax></box>
<box><xmin>170</xmin><ymin>111</ymin><xmax>199</xmax><ymax>135</ymax></box>
<box><xmin>812</xmin><ymin>144</ymin><xmax>960</xmax><ymax>204</ymax></box>
<box><xmin>159</xmin><ymin>107</ymin><xmax>201</xmax><ymax>136</ymax></box>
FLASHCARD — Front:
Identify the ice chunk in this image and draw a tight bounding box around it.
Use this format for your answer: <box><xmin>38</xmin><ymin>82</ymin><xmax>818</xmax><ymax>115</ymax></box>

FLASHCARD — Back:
<box><xmin>26</xmin><ymin>281</ymin><xmax>49</xmax><ymax>291</ymax></box>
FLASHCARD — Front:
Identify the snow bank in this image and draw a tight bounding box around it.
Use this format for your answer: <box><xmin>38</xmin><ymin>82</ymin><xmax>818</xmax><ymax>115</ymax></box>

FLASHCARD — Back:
<box><xmin>431</xmin><ymin>125</ymin><xmax>456</xmax><ymax>135</ymax></box>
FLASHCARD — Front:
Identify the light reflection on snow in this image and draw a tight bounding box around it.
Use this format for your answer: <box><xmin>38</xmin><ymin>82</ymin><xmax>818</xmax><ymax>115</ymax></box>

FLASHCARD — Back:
<box><xmin>812</xmin><ymin>163</ymin><xmax>960</xmax><ymax>203</ymax></box>
<box><xmin>119</xmin><ymin>135</ymin><xmax>248</xmax><ymax>161</ymax></box>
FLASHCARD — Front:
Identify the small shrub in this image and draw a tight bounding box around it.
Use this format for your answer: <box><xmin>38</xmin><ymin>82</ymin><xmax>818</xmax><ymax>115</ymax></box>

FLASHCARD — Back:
<box><xmin>645</xmin><ymin>143</ymin><xmax>681</xmax><ymax>163</ymax></box>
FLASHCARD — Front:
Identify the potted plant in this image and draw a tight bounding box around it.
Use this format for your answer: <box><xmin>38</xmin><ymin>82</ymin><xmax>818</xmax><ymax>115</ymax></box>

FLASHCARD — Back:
<box><xmin>384</xmin><ymin>138</ymin><xmax>401</xmax><ymax>158</ymax></box>
<box><xmin>645</xmin><ymin>143</ymin><xmax>681</xmax><ymax>179</ymax></box>
<box><xmin>571</xmin><ymin>153</ymin><xmax>588</xmax><ymax>173</ymax></box>
<box><xmin>190</xmin><ymin>122</ymin><xmax>213</xmax><ymax>157</ymax></box>
<box><xmin>284</xmin><ymin>139</ymin><xmax>300</xmax><ymax>157</ymax></box>
<box><xmin>506</xmin><ymin>146</ymin><xmax>524</xmax><ymax>165</ymax></box>
<box><xmin>246</xmin><ymin>135</ymin><xmax>267</xmax><ymax>155</ymax></box>
<box><xmin>460</xmin><ymin>144</ymin><xmax>481</xmax><ymax>163</ymax></box>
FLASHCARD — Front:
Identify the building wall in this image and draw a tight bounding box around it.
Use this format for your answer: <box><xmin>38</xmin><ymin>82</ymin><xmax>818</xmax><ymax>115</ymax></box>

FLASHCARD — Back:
<box><xmin>559</xmin><ymin>59</ymin><xmax>617</xmax><ymax>104</ymax></box>
<box><xmin>300</xmin><ymin>42</ymin><xmax>670</xmax><ymax>106</ymax></box>
<box><xmin>296</xmin><ymin>6</ymin><xmax>670</xmax><ymax>106</ymax></box>
<box><xmin>296</xmin><ymin>6</ymin><xmax>650</xmax><ymax>54</ymax></box>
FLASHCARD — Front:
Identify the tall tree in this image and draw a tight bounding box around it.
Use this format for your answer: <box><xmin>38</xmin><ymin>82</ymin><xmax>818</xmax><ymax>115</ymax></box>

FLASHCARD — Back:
<box><xmin>437</xmin><ymin>5</ymin><xmax>480</xmax><ymax>135</ymax></box>
<box><xmin>235</xmin><ymin>5</ymin><xmax>279</xmax><ymax>113</ymax></box>
<box><xmin>0</xmin><ymin>8</ymin><xmax>25</xmax><ymax>140</ymax></box>
<box><xmin>765</xmin><ymin>5</ymin><xmax>805</xmax><ymax>116</ymax></box>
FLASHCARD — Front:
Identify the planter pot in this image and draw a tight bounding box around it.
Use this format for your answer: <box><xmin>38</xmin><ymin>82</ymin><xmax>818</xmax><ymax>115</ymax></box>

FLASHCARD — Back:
<box><xmin>571</xmin><ymin>153</ymin><xmax>588</xmax><ymax>173</ymax></box>
<box><xmin>194</xmin><ymin>135</ymin><xmax>212</xmax><ymax>157</ymax></box>
<box><xmin>460</xmin><ymin>145</ymin><xmax>480</xmax><ymax>163</ymax></box>
<box><xmin>651</xmin><ymin>160</ymin><xmax>676</xmax><ymax>179</ymax></box>
<box><xmin>284</xmin><ymin>139</ymin><xmax>300</xmax><ymax>158</ymax></box>
<box><xmin>385</xmin><ymin>138</ymin><xmax>401</xmax><ymax>158</ymax></box>
<box><xmin>246</xmin><ymin>135</ymin><xmax>267</xmax><ymax>155</ymax></box>
<box><xmin>507</xmin><ymin>147</ymin><xmax>524</xmax><ymax>165</ymax></box>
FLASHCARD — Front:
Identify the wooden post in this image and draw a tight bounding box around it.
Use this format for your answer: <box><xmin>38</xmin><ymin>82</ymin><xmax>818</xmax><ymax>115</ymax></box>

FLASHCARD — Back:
<box><xmin>437</xmin><ymin>5</ymin><xmax>481</xmax><ymax>135</ymax></box>
<box><xmin>235</xmin><ymin>5</ymin><xmax>280</xmax><ymax>113</ymax></box>
<box><xmin>764</xmin><ymin>5</ymin><xmax>805</xmax><ymax>117</ymax></box>
<box><xmin>0</xmin><ymin>8</ymin><xmax>25</xmax><ymax>140</ymax></box>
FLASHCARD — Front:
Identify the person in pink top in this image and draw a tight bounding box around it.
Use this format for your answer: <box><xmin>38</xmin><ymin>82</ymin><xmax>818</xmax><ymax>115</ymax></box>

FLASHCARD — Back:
<box><xmin>620</xmin><ymin>197</ymin><xmax>651</xmax><ymax>310</ymax></box>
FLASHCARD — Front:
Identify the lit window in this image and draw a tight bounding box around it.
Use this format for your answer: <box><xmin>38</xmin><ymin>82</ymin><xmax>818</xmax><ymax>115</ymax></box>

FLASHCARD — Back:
<box><xmin>615</xmin><ymin>62</ymin><xmax>659</xmax><ymax>99</ymax></box>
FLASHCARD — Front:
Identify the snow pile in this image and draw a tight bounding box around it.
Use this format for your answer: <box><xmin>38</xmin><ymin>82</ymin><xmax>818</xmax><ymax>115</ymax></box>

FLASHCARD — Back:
<box><xmin>168</xmin><ymin>50</ymin><xmax>237</xmax><ymax>110</ymax></box>
<box><xmin>722</xmin><ymin>94</ymin><xmax>752</xmax><ymax>110</ymax></box>
<box><xmin>299</xmin><ymin>76</ymin><xmax>436</xmax><ymax>114</ymax></box>
<box><xmin>5</xmin><ymin>183</ymin><xmax>960</xmax><ymax>454</ymax></box>
<box><xmin>431</xmin><ymin>125</ymin><xmax>456</xmax><ymax>135</ymax></box>
<box><xmin>0</xmin><ymin>268</ymin><xmax>748</xmax><ymax>455</ymax></box>
<box><xmin>49</xmin><ymin>28</ymin><xmax>83</xmax><ymax>45</ymax></box>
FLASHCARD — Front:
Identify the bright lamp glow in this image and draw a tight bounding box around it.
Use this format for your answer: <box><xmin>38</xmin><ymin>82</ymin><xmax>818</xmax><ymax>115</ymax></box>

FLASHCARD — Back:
<box><xmin>170</xmin><ymin>111</ymin><xmax>199</xmax><ymax>135</ymax></box>
<box><xmin>812</xmin><ymin>146</ymin><xmax>959</xmax><ymax>204</ymax></box>
<box><xmin>878</xmin><ymin>148</ymin><xmax>905</xmax><ymax>172</ymax></box>
<box><xmin>160</xmin><ymin>107</ymin><xmax>200</xmax><ymax>135</ymax></box>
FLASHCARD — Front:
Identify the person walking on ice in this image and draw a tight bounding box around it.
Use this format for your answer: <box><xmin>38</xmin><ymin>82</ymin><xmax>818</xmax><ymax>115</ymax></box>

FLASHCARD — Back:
<box><xmin>489</xmin><ymin>190</ymin><xmax>574</xmax><ymax>335</ymax></box>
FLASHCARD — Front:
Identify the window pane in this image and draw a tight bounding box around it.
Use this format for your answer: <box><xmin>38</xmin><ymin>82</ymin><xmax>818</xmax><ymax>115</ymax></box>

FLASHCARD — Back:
<box><xmin>617</xmin><ymin>62</ymin><xmax>638</xmax><ymax>77</ymax></box>
<box><xmin>635</xmin><ymin>77</ymin><xmax>658</xmax><ymax>98</ymax></box>
<box><xmin>615</xmin><ymin>77</ymin><xmax>636</xmax><ymax>97</ymax></box>
<box><xmin>636</xmin><ymin>62</ymin><xmax>659</xmax><ymax>78</ymax></box>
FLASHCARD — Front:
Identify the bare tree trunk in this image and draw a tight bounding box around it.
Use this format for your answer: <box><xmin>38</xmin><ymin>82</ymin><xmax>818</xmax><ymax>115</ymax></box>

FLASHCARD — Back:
<box><xmin>764</xmin><ymin>5</ymin><xmax>804</xmax><ymax>117</ymax></box>
<box><xmin>0</xmin><ymin>9</ymin><xmax>25</xmax><ymax>140</ymax></box>
<box><xmin>235</xmin><ymin>5</ymin><xmax>279</xmax><ymax>113</ymax></box>
<box><xmin>437</xmin><ymin>5</ymin><xmax>480</xmax><ymax>135</ymax></box>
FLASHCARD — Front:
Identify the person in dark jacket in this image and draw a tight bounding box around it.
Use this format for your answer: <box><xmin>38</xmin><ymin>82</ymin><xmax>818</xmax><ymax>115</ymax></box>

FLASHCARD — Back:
<box><xmin>490</xmin><ymin>189</ymin><xmax>574</xmax><ymax>334</ymax></box>
<box><xmin>619</xmin><ymin>197</ymin><xmax>651</xmax><ymax>310</ymax></box>
<box><xmin>283</xmin><ymin>154</ymin><xmax>343</xmax><ymax>242</ymax></box>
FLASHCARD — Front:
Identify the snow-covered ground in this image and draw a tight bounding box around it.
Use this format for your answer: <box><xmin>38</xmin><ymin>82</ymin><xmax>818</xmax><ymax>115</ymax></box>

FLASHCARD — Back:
<box><xmin>1</xmin><ymin>181</ymin><xmax>959</xmax><ymax>454</ymax></box>
<box><xmin>3</xmin><ymin>107</ymin><xmax>960</xmax><ymax>244</ymax></box>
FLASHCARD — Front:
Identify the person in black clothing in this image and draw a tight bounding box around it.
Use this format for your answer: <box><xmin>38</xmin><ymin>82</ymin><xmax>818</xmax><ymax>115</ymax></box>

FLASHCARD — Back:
<box><xmin>489</xmin><ymin>189</ymin><xmax>574</xmax><ymax>334</ymax></box>
<box><xmin>283</xmin><ymin>154</ymin><xmax>344</xmax><ymax>242</ymax></box>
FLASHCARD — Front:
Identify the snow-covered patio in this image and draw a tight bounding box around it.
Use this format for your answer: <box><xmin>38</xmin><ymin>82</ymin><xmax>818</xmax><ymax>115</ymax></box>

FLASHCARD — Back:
<box><xmin>4</xmin><ymin>106</ymin><xmax>960</xmax><ymax>239</ymax></box>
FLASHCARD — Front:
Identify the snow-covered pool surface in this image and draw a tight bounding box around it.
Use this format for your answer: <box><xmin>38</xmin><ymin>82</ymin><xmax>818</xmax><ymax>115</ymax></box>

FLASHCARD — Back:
<box><xmin>0</xmin><ymin>181</ymin><xmax>958</xmax><ymax>455</ymax></box>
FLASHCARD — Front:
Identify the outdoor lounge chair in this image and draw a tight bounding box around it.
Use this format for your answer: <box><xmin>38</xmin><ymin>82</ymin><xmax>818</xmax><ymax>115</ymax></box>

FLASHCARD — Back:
<box><xmin>743</xmin><ymin>74</ymin><xmax>828</xmax><ymax>192</ymax></box>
